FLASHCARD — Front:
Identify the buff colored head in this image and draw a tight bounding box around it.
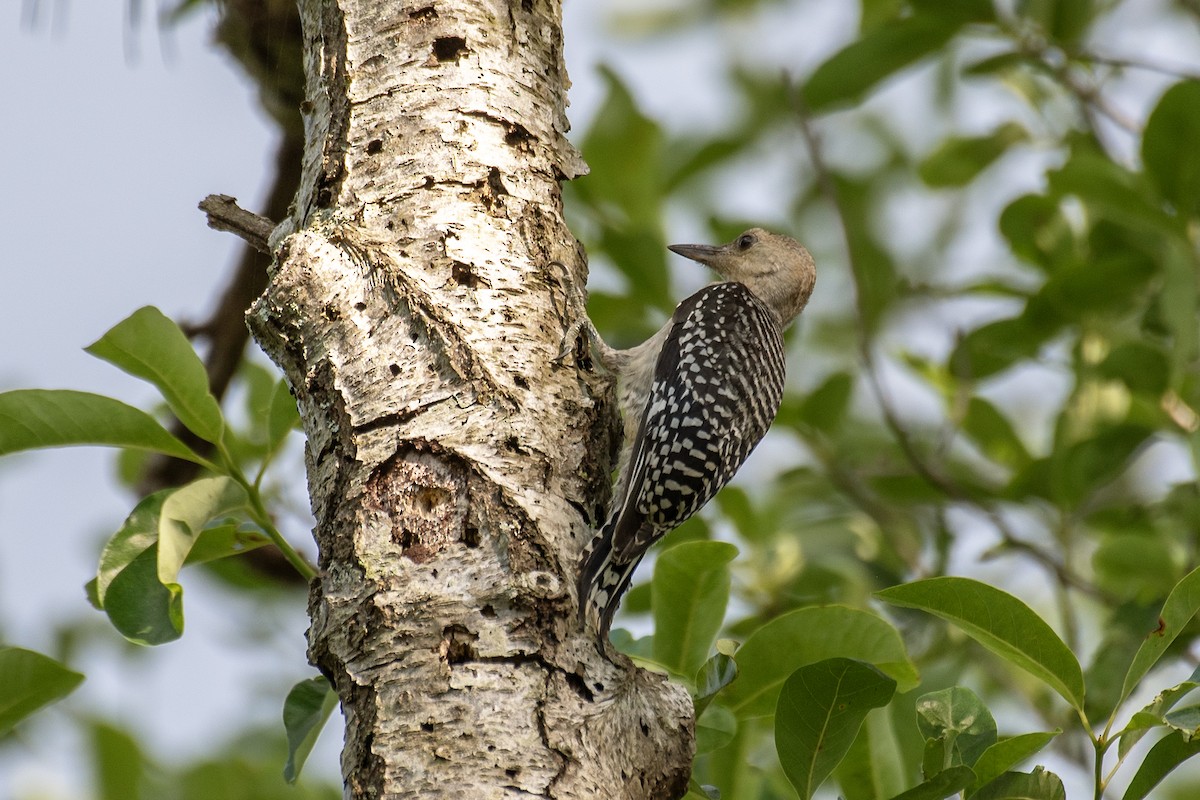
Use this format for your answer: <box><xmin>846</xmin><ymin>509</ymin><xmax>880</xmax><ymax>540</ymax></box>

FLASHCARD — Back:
<box><xmin>668</xmin><ymin>228</ymin><xmax>816</xmax><ymax>326</ymax></box>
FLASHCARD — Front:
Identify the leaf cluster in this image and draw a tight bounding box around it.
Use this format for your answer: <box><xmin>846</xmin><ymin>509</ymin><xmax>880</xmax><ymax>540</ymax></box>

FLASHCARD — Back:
<box><xmin>571</xmin><ymin>0</ymin><xmax>1200</xmax><ymax>797</ymax></box>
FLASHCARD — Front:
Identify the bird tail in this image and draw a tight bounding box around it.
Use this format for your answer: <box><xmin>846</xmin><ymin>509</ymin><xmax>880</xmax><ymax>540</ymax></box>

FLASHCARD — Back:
<box><xmin>577</xmin><ymin>517</ymin><xmax>643</xmax><ymax>642</ymax></box>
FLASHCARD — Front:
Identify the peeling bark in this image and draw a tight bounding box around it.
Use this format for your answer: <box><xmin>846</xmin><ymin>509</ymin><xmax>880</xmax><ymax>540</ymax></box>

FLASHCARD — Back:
<box><xmin>246</xmin><ymin>1</ymin><xmax>694</xmax><ymax>797</ymax></box>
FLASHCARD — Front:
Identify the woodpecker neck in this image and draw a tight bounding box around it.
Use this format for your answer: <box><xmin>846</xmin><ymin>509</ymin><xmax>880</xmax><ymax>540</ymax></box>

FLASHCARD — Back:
<box><xmin>728</xmin><ymin>278</ymin><xmax>810</xmax><ymax>330</ymax></box>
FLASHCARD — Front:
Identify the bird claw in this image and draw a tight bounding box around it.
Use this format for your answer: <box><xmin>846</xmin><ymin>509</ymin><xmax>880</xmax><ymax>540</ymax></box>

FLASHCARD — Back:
<box><xmin>553</xmin><ymin>318</ymin><xmax>586</xmax><ymax>366</ymax></box>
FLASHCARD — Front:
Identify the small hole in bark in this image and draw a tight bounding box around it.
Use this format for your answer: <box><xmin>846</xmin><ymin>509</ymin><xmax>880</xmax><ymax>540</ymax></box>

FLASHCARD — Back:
<box><xmin>504</xmin><ymin>436</ymin><xmax>521</xmax><ymax>453</ymax></box>
<box><xmin>640</xmin><ymin>720</ymin><xmax>650</xmax><ymax>737</ymax></box>
<box><xmin>513</xmin><ymin>375</ymin><xmax>528</xmax><ymax>390</ymax></box>
<box><xmin>566</xmin><ymin>672</ymin><xmax>594</xmax><ymax>702</ymax></box>
<box><xmin>504</xmin><ymin>123</ymin><xmax>533</xmax><ymax>147</ymax></box>
<box><xmin>486</xmin><ymin>166</ymin><xmax>509</xmax><ymax>196</ymax></box>
<box><xmin>480</xmin><ymin>604</ymin><xmax>495</xmax><ymax>618</ymax></box>
<box><xmin>462</xmin><ymin>523</ymin><xmax>480</xmax><ymax>548</ymax></box>
<box><xmin>505</xmin><ymin>768</ymin><xmax>520</xmax><ymax>778</ymax></box>
<box><xmin>433</xmin><ymin>36</ymin><xmax>468</xmax><ymax>62</ymax></box>
<box><xmin>321</xmin><ymin>304</ymin><xmax>340</xmax><ymax>321</ymax></box>
<box><xmin>354</xmin><ymin>301</ymin><xmax>366</xmax><ymax>311</ymax></box>
<box><xmin>522</xmin><ymin>0</ymin><xmax>533</xmax><ymax>10</ymax></box>
<box><xmin>389</xmin><ymin>363</ymin><xmax>401</xmax><ymax>376</ymax></box>
<box><xmin>409</xmin><ymin>5</ymin><xmax>437</xmax><ymax>20</ymax></box>
<box><xmin>420</xmin><ymin>722</ymin><xmax>434</xmax><ymax>732</ymax></box>
<box><xmin>422</xmin><ymin>175</ymin><xmax>435</xmax><ymax>188</ymax></box>
<box><xmin>410</xmin><ymin>331</ymin><xmax>420</xmax><ymax>342</ymax></box>
<box><xmin>487</xmin><ymin>744</ymin><xmax>496</xmax><ymax>752</ymax></box>
<box><xmin>593</xmin><ymin>681</ymin><xmax>605</xmax><ymax>692</ymax></box>
<box><xmin>451</xmin><ymin>260</ymin><xmax>480</xmax><ymax>288</ymax></box>
<box><xmin>365</xmin><ymin>138</ymin><xmax>383</xmax><ymax>155</ymax></box>
<box><xmin>443</xmin><ymin>624</ymin><xmax>476</xmax><ymax>664</ymax></box>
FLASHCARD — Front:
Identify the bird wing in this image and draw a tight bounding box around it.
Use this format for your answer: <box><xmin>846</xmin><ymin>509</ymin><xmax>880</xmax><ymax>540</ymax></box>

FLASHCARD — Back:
<box><xmin>609</xmin><ymin>282</ymin><xmax>786</xmax><ymax>564</ymax></box>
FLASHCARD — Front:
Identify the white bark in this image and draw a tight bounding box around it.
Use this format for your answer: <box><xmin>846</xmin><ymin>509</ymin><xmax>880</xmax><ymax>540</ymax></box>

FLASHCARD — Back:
<box><xmin>248</xmin><ymin>1</ymin><xmax>694</xmax><ymax>797</ymax></box>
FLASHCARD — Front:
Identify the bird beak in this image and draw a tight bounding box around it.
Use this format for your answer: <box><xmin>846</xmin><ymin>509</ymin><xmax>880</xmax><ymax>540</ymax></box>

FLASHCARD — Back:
<box><xmin>667</xmin><ymin>242</ymin><xmax>723</xmax><ymax>265</ymax></box>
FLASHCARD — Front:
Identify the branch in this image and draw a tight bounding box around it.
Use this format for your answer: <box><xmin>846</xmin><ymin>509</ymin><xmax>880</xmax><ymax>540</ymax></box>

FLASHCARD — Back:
<box><xmin>791</xmin><ymin>86</ymin><xmax>1107</xmax><ymax>602</ymax></box>
<box><xmin>199</xmin><ymin>193</ymin><xmax>276</xmax><ymax>254</ymax></box>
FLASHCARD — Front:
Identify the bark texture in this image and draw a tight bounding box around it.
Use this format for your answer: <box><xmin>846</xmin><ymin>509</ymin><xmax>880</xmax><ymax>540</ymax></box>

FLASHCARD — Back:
<box><xmin>247</xmin><ymin>1</ymin><xmax>694</xmax><ymax>797</ymax></box>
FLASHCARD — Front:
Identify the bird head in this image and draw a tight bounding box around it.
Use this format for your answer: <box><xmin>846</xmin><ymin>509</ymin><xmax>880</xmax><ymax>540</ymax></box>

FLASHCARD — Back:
<box><xmin>667</xmin><ymin>228</ymin><xmax>816</xmax><ymax>326</ymax></box>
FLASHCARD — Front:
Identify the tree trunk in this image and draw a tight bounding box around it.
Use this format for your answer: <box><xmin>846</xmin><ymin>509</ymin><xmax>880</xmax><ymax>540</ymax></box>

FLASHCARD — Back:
<box><xmin>247</xmin><ymin>1</ymin><xmax>694</xmax><ymax>797</ymax></box>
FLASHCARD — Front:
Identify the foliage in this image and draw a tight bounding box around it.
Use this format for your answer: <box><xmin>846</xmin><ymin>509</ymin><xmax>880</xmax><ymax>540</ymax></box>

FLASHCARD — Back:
<box><xmin>4</xmin><ymin>0</ymin><xmax>1200</xmax><ymax>797</ymax></box>
<box><xmin>0</xmin><ymin>307</ymin><xmax>328</xmax><ymax>785</ymax></box>
<box><xmin>567</xmin><ymin>1</ymin><xmax>1200</xmax><ymax>797</ymax></box>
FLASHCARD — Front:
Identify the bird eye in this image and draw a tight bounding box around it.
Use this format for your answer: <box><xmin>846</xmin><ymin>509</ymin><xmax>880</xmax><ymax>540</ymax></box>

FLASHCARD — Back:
<box><xmin>737</xmin><ymin>233</ymin><xmax>755</xmax><ymax>250</ymax></box>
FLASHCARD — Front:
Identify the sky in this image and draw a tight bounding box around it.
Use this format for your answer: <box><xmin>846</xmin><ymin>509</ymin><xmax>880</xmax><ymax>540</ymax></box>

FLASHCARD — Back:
<box><xmin>2</xmin><ymin>0</ymin><xmax>1200</xmax><ymax>797</ymax></box>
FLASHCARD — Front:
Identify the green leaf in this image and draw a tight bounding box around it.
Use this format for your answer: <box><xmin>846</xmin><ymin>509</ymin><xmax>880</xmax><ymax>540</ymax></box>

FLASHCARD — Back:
<box><xmin>972</xmin><ymin>768</ymin><xmax>1065</xmax><ymax>800</ymax></box>
<box><xmin>0</xmin><ymin>389</ymin><xmax>203</xmax><ymax>463</ymax></box>
<box><xmin>998</xmin><ymin>193</ymin><xmax>1074</xmax><ymax>273</ymax></box>
<box><xmin>1120</xmin><ymin>564</ymin><xmax>1200</xmax><ymax>707</ymax></box>
<box><xmin>695</xmin><ymin>652</ymin><xmax>739</xmax><ymax>717</ymax></box>
<box><xmin>1119</xmin><ymin>667</ymin><xmax>1200</xmax><ymax>758</ymax></box>
<box><xmin>916</xmin><ymin>687</ymin><xmax>997</xmax><ymax>773</ymax></box>
<box><xmin>157</xmin><ymin>476</ymin><xmax>249</xmax><ymax>588</ymax></box>
<box><xmin>888</xmin><ymin>766</ymin><xmax>975</xmax><ymax>800</ymax></box>
<box><xmin>876</xmin><ymin>578</ymin><xmax>1085</xmax><ymax>709</ymax></box>
<box><xmin>836</xmin><ymin>706</ymin><xmax>907</xmax><ymax>800</ymax></box>
<box><xmin>652</xmin><ymin>541</ymin><xmax>737</xmax><ymax>677</ymax></box>
<box><xmin>910</xmin><ymin>0</ymin><xmax>995</xmax><ymax>21</ymax></box>
<box><xmin>1142</xmin><ymin>80</ymin><xmax>1200</xmax><ymax>219</ymax></box>
<box><xmin>962</xmin><ymin>397</ymin><xmax>1031</xmax><ymax>470</ymax></box>
<box><xmin>775</xmin><ymin>658</ymin><xmax>896</xmax><ymax>800</ymax></box>
<box><xmin>1028</xmin><ymin>237</ymin><xmax>1158</xmax><ymax>326</ymax></box>
<box><xmin>720</xmin><ymin>606</ymin><xmax>918</xmax><ymax>718</ymax></box>
<box><xmin>104</xmin><ymin>545</ymin><xmax>184</xmax><ymax>645</ymax></box>
<box><xmin>96</xmin><ymin>491</ymin><xmax>172</xmax><ymax>606</ymax></box>
<box><xmin>797</xmin><ymin>372</ymin><xmax>854</xmax><ymax>434</ymax></box>
<box><xmin>1163</xmin><ymin>704</ymin><xmax>1200</xmax><ymax>736</ymax></box>
<box><xmin>1050</xmin><ymin>423</ymin><xmax>1154</xmax><ymax>507</ymax></box>
<box><xmin>696</xmin><ymin>704</ymin><xmax>737</xmax><ymax>755</ymax></box>
<box><xmin>283</xmin><ymin>676</ymin><xmax>338</xmax><ymax>783</ymax></box>
<box><xmin>575</xmin><ymin>68</ymin><xmax>671</xmax><ymax>313</ymax></box>
<box><xmin>802</xmin><ymin>17</ymin><xmax>960</xmax><ymax>112</ymax></box>
<box><xmin>1019</xmin><ymin>0</ymin><xmax>1095</xmax><ymax>44</ymax></box>
<box><xmin>85</xmin><ymin>306</ymin><xmax>225</xmax><ymax>444</ymax></box>
<box><xmin>183</xmin><ymin>524</ymin><xmax>272</xmax><ymax>566</ymax></box>
<box><xmin>609</xmin><ymin>629</ymin><xmax>655</xmax><ymax>661</ymax></box>
<box><xmin>89</xmin><ymin>720</ymin><xmax>145</xmax><ymax>800</ymax></box>
<box><xmin>1099</xmin><ymin>341</ymin><xmax>1170</xmax><ymax>396</ymax></box>
<box><xmin>1047</xmin><ymin>149</ymin><xmax>1177</xmax><ymax>236</ymax></box>
<box><xmin>1122</xmin><ymin>730</ymin><xmax>1200</xmax><ymax>800</ymax></box>
<box><xmin>918</xmin><ymin>123</ymin><xmax>1027</xmax><ymax>188</ymax></box>
<box><xmin>1093</xmin><ymin>533</ymin><xmax>1178</xmax><ymax>603</ymax></box>
<box><xmin>0</xmin><ymin>646</ymin><xmax>85</xmax><ymax>734</ymax></box>
<box><xmin>951</xmin><ymin>317</ymin><xmax>1054</xmax><ymax>380</ymax></box>
<box><xmin>967</xmin><ymin>731</ymin><xmax>1061</xmax><ymax>796</ymax></box>
<box><xmin>1160</xmin><ymin>239</ymin><xmax>1200</xmax><ymax>380</ymax></box>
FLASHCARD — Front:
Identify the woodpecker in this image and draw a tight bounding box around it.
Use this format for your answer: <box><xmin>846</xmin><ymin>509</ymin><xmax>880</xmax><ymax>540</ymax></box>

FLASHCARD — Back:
<box><xmin>570</xmin><ymin>228</ymin><xmax>817</xmax><ymax>640</ymax></box>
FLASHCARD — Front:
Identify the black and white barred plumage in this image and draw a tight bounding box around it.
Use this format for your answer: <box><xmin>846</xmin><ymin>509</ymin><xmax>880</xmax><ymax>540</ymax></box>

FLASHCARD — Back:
<box><xmin>577</xmin><ymin>282</ymin><xmax>788</xmax><ymax>636</ymax></box>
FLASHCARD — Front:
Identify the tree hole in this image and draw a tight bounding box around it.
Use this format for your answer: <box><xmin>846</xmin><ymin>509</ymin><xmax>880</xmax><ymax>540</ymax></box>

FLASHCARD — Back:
<box><xmin>433</xmin><ymin>36</ymin><xmax>468</xmax><ymax>62</ymax></box>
